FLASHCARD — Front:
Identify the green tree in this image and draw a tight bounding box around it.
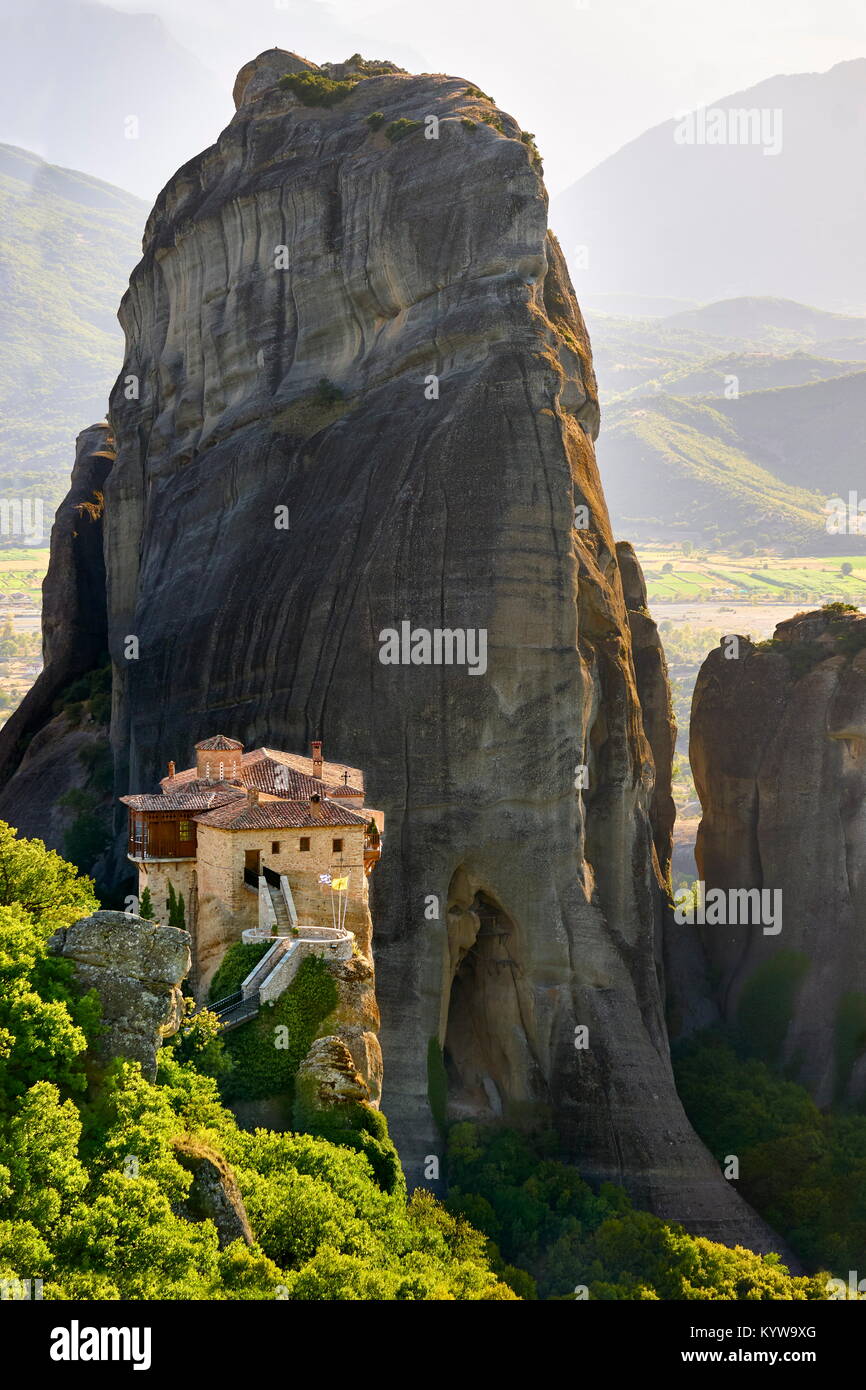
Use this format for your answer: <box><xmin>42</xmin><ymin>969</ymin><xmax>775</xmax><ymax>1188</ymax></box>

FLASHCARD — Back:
<box><xmin>0</xmin><ymin>902</ymin><xmax>100</xmax><ymax>1110</ymax></box>
<box><xmin>138</xmin><ymin>886</ymin><xmax>154</xmax><ymax>920</ymax></box>
<box><xmin>0</xmin><ymin>821</ymin><xmax>97</xmax><ymax>933</ymax></box>
<box><xmin>166</xmin><ymin>882</ymin><xmax>186</xmax><ymax>929</ymax></box>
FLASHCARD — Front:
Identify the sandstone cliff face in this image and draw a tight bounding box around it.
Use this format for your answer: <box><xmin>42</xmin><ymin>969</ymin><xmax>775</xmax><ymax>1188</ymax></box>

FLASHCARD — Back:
<box><xmin>0</xmin><ymin>422</ymin><xmax>112</xmax><ymax>851</ymax></box>
<box><xmin>49</xmin><ymin>910</ymin><xmax>190</xmax><ymax>1079</ymax></box>
<box><xmin>690</xmin><ymin>609</ymin><xmax>866</xmax><ymax>1106</ymax></box>
<box><xmin>172</xmin><ymin>1137</ymin><xmax>254</xmax><ymax>1248</ymax></box>
<box><xmin>324</xmin><ymin>954</ymin><xmax>382</xmax><ymax>1106</ymax></box>
<box><xmin>296</xmin><ymin>1035</ymin><xmax>371</xmax><ymax>1112</ymax></box>
<box><xmin>616</xmin><ymin>540</ymin><xmax>676</xmax><ymax>886</ymax></box>
<box><xmin>0</xmin><ymin>49</ymin><xmax>781</xmax><ymax>1250</ymax></box>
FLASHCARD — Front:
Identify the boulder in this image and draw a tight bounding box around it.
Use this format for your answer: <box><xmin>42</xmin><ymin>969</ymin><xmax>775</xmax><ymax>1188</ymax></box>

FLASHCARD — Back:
<box><xmin>296</xmin><ymin>1036</ymin><xmax>370</xmax><ymax>1109</ymax></box>
<box><xmin>172</xmin><ymin>1137</ymin><xmax>254</xmax><ymax>1248</ymax></box>
<box><xmin>49</xmin><ymin>910</ymin><xmax>190</xmax><ymax>1079</ymax></box>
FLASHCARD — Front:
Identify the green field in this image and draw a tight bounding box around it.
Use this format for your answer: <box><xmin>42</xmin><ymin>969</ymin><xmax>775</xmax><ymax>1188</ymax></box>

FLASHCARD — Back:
<box><xmin>639</xmin><ymin>548</ymin><xmax>866</xmax><ymax>603</ymax></box>
<box><xmin>0</xmin><ymin>548</ymin><xmax>49</xmax><ymax>602</ymax></box>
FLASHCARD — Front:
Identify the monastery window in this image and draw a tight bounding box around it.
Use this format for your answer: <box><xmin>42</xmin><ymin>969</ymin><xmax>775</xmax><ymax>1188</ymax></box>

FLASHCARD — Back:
<box><xmin>299</xmin><ymin>837</ymin><xmax>310</xmax><ymax>852</ymax></box>
<box><xmin>271</xmin><ymin>841</ymin><xmax>280</xmax><ymax>854</ymax></box>
<box><xmin>219</xmin><ymin>761</ymin><xmax>225</xmax><ymax>780</ymax></box>
<box><xmin>205</xmin><ymin>761</ymin><xmax>211</xmax><ymax>779</ymax></box>
<box><xmin>332</xmin><ymin>838</ymin><xmax>343</xmax><ymax>854</ymax></box>
<box><xmin>179</xmin><ymin>820</ymin><xmax>192</xmax><ymax>842</ymax></box>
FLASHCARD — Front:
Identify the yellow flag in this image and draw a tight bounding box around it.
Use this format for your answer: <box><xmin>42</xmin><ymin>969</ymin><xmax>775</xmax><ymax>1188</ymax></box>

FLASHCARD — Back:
<box><xmin>331</xmin><ymin>876</ymin><xmax>349</xmax><ymax>892</ymax></box>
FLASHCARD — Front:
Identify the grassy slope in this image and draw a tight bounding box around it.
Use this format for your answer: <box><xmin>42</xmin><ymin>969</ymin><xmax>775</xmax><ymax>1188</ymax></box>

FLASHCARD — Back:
<box><xmin>588</xmin><ymin>297</ymin><xmax>866</xmax><ymax>548</ymax></box>
<box><xmin>600</xmin><ymin>398</ymin><xmax>825</xmax><ymax>548</ymax></box>
<box><xmin>0</xmin><ymin>145</ymin><xmax>145</xmax><ymax>510</ymax></box>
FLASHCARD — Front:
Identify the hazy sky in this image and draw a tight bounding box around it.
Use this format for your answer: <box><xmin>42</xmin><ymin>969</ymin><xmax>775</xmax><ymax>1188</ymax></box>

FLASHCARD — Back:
<box><xmin>106</xmin><ymin>0</ymin><xmax>866</xmax><ymax>192</ymax></box>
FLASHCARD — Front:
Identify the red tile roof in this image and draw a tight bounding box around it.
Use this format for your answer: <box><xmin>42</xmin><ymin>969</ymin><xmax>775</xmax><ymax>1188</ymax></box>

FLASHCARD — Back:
<box><xmin>120</xmin><ymin>784</ymin><xmax>246</xmax><ymax>813</ymax></box>
<box><xmin>160</xmin><ymin>746</ymin><xmax>363</xmax><ymax>798</ymax></box>
<box><xmin>194</xmin><ymin>735</ymin><xmax>244</xmax><ymax>751</ymax></box>
<box><xmin>193</xmin><ymin>798</ymin><xmax>370</xmax><ymax>830</ymax></box>
<box><xmin>241</xmin><ymin>761</ymin><xmax>329</xmax><ymax>799</ymax></box>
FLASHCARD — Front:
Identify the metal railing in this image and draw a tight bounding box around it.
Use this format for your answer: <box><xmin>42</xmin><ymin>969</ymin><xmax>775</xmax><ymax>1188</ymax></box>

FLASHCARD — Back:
<box><xmin>211</xmin><ymin>989</ymin><xmax>261</xmax><ymax>1031</ymax></box>
<box><xmin>208</xmin><ymin>989</ymin><xmax>243</xmax><ymax>1013</ymax></box>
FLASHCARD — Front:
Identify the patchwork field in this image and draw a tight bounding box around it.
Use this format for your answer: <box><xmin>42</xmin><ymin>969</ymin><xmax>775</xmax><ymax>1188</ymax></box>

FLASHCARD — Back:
<box><xmin>0</xmin><ymin>546</ymin><xmax>47</xmax><ymax>725</ymax></box>
<box><xmin>638</xmin><ymin>547</ymin><xmax>866</xmax><ymax>604</ymax></box>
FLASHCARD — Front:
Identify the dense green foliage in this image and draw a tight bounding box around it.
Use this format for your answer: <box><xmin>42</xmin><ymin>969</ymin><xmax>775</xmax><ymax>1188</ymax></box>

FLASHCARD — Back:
<box><xmin>0</xmin><ymin>820</ymin><xmax>98</xmax><ymax>929</ymax></box>
<box><xmin>52</xmin><ymin>663</ymin><xmax>112</xmax><ymax>726</ymax></box>
<box><xmin>0</xmin><ymin>1055</ymin><xmax>516</xmax><ymax>1300</ymax></box>
<box><xmin>166</xmin><ymin>880</ymin><xmax>186</xmax><ymax>929</ymax></box>
<box><xmin>208</xmin><ymin>941</ymin><xmax>270</xmax><ymax>1002</ymax></box>
<box><xmin>295</xmin><ymin>1091</ymin><xmax>402</xmax><ymax>1196</ymax></box>
<box><xmin>220</xmin><ymin>956</ymin><xmax>338</xmax><ymax>1103</ymax></box>
<box><xmin>278</xmin><ymin>72</ymin><xmax>357</xmax><ymax>107</ymax></box>
<box><xmin>0</xmin><ymin>818</ymin><xmax>857</xmax><ymax>1301</ymax></box>
<box><xmin>675</xmin><ymin>1032</ymin><xmax>866</xmax><ymax>1275</ymax></box>
<box><xmin>445</xmin><ymin>1125</ymin><xmax>828</xmax><ymax>1300</ymax></box>
<box><xmin>735</xmin><ymin>951</ymin><xmax>810</xmax><ymax>1063</ymax></box>
<box><xmin>0</xmin><ymin>822</ymin><xmax>514</xmax><ymax>1300</ymax></box>
<box><xmin>0</xmin><ymin>827</ymin><xmax>100</xmax><ymax>1116</ymax></box>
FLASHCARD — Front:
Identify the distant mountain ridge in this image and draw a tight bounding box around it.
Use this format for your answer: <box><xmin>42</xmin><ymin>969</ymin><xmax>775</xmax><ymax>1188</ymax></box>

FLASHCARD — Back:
<box><xmin>0</xmin><ymin>0</ymin><xmax>231</xmax><ymax>199</ymax></box>
<box><xmin>598</xmin><ymin>370</ymin><xmax>866</xmax><ymax>552</ymax></box>
<box><xmin>663</xmin><ymin>297</ymin><xmax>866</xmax><ymax>342</ymax></box>
<box><xmin>587</xmin><ymin>296</ymin><xmax>866</xmax><ymax>550</ymax></box>
<box><xmin>553</xmin><ymin>60</ymin><xmax>866</xmax><ymax>312</ymax></box>
<box><xmin>0</xmin><ymin>143</ymin><xmax>146</xmax><ymax>512</ymax></box>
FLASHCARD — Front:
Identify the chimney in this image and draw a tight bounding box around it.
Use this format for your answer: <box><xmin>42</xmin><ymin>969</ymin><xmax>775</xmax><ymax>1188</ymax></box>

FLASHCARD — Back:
<box><xmin>248</xmin><ymin>787</ymin><xmax>260</xmax><ymax>805</ymax></box>
<box><xmin>167</xmin><ymin>760</ymin><xmax>176</xmax><ymax>778</ymax></box>
<box><xmin>311</xmin><ymin>740</ymin><xmax>323</xmax><ymax>779</ymax></box>
<box><xmin>309</xmin><ymin>792</ymin><xmax>322</xmax><ymax>819</ymax></box>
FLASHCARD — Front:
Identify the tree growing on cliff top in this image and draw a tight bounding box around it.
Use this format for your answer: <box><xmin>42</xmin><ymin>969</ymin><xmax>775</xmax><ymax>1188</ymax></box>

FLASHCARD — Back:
<box><xmin>0</xmin><ymin>820</ymin><xmax>97</xmax><ymax>934</ymax></box>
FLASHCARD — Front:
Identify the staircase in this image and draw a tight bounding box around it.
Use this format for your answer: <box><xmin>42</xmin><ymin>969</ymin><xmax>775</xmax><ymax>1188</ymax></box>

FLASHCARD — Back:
<box><xmin>269</xmin><ymin>882</ymin><xmax>291</xmax><ymax>931</ymax></box>
<box><xmin>209</xmin><ymin>988</ymin><xmax>262</xmax><ymax>1031</ymax></box>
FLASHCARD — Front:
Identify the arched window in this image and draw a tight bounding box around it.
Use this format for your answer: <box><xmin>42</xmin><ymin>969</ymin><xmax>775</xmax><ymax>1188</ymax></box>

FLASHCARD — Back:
<box><xmin>219</xmin><ymin>761</ymin><xmax>225</xmax><ymax>780</ymax></box>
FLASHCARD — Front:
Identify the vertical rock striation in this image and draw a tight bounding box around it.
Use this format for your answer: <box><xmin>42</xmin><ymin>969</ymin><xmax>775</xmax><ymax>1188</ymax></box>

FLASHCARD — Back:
<box><xmin>0</xmin><ymin>422</ymin><xmax>112</xmax><ymax>850</ymax></box>
<box><xmin>690</xmin><ymin>608</ymin><xmax>866</xmax><ymax>1106</ymax></box>
<box><xmin>0</xmin><ymin>49</ymin><xmax>784</xmax><ymax>1251</ymax></box>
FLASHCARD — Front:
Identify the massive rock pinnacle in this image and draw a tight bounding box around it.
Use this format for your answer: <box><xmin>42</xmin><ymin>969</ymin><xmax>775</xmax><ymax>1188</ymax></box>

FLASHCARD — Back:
<box><xmin>0</xmin><ymin>48</ymin><xmax>784</xmax><ymax>1252</ymax></box>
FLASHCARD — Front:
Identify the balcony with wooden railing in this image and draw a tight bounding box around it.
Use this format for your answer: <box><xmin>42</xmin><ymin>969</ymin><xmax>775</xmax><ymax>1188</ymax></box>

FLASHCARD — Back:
<box><xmin>127</xmin><ymin>810</ymin><xmax>197</xmax><ymax>861</ymax></box>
